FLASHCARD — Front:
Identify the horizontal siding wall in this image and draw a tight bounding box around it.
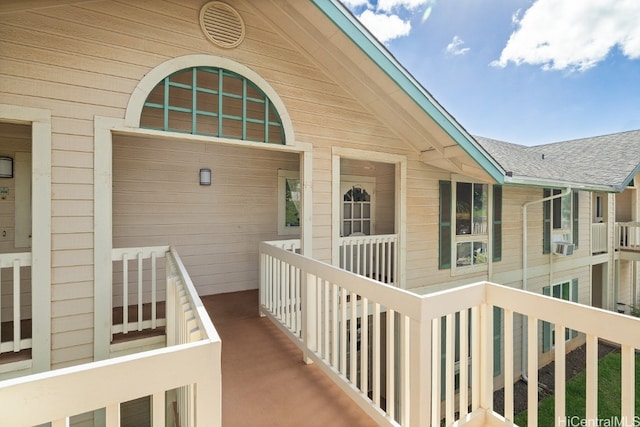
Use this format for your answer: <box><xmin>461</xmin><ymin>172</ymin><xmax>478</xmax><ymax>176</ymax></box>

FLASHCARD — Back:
<box><xmin>113</xmin><ymin>135</ymin><xmax>299</xmax><ymax>296</ymax></box>
<box><xmin>0</xmin><ymin>0</ymin><xmax>418</xmax><ymax>368</ymax></box>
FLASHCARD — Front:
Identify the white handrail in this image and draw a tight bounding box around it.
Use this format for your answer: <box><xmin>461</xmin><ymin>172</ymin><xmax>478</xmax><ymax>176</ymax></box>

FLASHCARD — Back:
<box><xmin>111</xmin><ymin>245</ymin><xmax>170</xmax><ymax>337</ymax></box>
<box><xmin>617</xmin><ymin>221</ymin><xmax>640</xmax><ymax>250</ymax></box>
<box><xmin>338</xmin><ymin>234</ymin><xmax>398</xmax><ymax>286</ymax></box>
<box><xmin>0</xmin><ymin>247</ymin><xmax>221</xmax><ymax>427</ymax></box>
<box><xmin>0</xmin><ymin>252</ymin><xmax>32</xmax><ymax>355</ymax></box>
<box><xmin>259</xmin><ymin>241</ymin><xmax>640</xmax><ymax>427</ymax></box>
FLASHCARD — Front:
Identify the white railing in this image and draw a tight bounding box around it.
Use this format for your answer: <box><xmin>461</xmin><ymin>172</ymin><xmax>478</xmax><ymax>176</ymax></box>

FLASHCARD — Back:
<box><xmin>0</xmin><ymin>252</ymin><xmax>32</xmax><ymax>355</ymax></box>
<box><xmin>111</xmin><ymin>246</ymin><xmax>169</xmax><ymax>338</ymax></box>
<box><xmin>591</xmin><ymin>222</ymin><xmax>608</xmax><ymax>253</ymax></box>
<box><xmin>0</xmin><ymin>246</ymin><xmax>221</xmax><ymax>427</ymax></box>
<box><xmin>263</xmin><ymin>239</ymin><xmax>301</xmax><ymax>252</ymax></box>
<box><xmin>617</xmin><ymin>222</ymin><xmax>640</xmax><ymax>251</ymax></box>
<box><xmin>259</xmin><ymin>242</ymin><xmax>640</xmax><ymax>427</ymax></box>
<box><xmin>339</xmin><ymin>234</ymin><xmax>398</xmax><ymax>286</ymax></box>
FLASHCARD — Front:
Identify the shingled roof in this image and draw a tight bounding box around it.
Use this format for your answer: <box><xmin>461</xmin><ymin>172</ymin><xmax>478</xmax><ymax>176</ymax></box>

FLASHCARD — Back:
<box><xmin>475</xmin><ymin>129</ymin><xmax>640</xmax><ymax>192</ymax></box>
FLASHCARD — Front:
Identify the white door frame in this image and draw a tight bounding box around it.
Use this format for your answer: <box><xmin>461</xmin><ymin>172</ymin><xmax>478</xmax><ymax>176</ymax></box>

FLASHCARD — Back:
<box><xmin>0</xmin><ymin>104</ymin><xmax>52</xmax><ymax>373</ymax></box>
<box><xmin>331</xmin><ymin>147</ymin><xmax>407</xmax><ymax>287</ymax></box>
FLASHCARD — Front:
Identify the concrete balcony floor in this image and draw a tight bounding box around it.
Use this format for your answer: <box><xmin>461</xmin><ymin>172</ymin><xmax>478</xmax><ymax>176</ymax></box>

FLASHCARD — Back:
<box><xmin>201</xmin><ymin>290</ymin><xmax>377</xmax><ymax>426</ymax></box>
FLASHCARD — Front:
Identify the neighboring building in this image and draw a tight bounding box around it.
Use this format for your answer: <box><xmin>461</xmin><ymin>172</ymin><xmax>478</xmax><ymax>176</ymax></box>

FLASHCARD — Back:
<box><xmin>0</xmin><ymin>0</ymin><xmax>638</xmax><ymax>425</ymax></box>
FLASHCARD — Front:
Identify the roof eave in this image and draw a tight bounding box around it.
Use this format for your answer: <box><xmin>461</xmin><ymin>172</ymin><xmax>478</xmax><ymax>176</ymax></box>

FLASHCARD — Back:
<box><xmin>310</xmin><ymin>0</ymin><xmax>505</xmax><ymax>184</ymax></box>
<box><xmin>505</xmin><ymin>175</ymin><xmax>619</xmax><ymax>193</ymax></box>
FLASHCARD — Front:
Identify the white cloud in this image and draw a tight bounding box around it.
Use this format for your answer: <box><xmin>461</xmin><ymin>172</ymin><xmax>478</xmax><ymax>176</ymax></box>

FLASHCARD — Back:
<box><xmin>492</xmin><ymin>0</ymin><xmax>640</xmax><ymax>72</ymax></box>
<box><xmin>377</xmin><ymin>0</ymin><xmax>430</xmax><ymax>13</ymax></box>
<box><xmin>341</xmin><ymin>0</ymin><xmax>370</xmax><ymax>8</ymax></box>
<box><xmin>344</xmin><ymin>0</ymin><xmax>435</xmax><ymax>44</ymax></box>
<box><xmin>357</xmin><ymin>9</ymin><xmax>412</xmax><ymax>43</ymax></box>
<box><xmin>446</xmin><ymin>36</ymin><xmax>470</xmax><ymax>56</ymax></box>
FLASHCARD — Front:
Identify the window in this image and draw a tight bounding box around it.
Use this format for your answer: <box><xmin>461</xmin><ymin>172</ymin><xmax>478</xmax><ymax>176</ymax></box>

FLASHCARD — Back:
<box><xmin>542</xmin><ymin>279</ymin><xmax>579</xmax><ymax>352</ymax></box>
<box><xmin>439</xmin><ymin>181</ymin><xmax>501</xmax><ymax>270</ymax></box>
<box><xmin>342</xmin><ymin>185</ymin><xmax>372</xmax><ymax>236</ymax></box>
<box><xmin>277</xmin><ymin>170</ymin><xmax>300</xmax><ymax>235</ymax></box>
<box><xmin>595</xmin><ymin>195</ymin><xmax>603</xmax><ymax>221</ymax></box>
<box><xmin>543</xmin><ymin>189</ymin><xmax>579</xmax><ymax>253</ymax></box>
<box><xmin>140</xmin><ymin>66</ymin><xmax>285</xmax><ymax>144</ymax></box>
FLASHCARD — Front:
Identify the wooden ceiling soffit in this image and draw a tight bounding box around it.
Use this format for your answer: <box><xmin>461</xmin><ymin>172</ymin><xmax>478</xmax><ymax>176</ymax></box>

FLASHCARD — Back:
<box><xmin>421</xmin><ymin>148</ymin><xmax>492</xmax><ymax>182</ymax></box>
<box><xmin>0</xmin><ymin>0</ymin><xmax>97</xmax><ymax>14</ymax></box>
<box><xmin>265</xmin><ymin>0</ymin><xmax>446</xmax><ymax>155</ymax></box>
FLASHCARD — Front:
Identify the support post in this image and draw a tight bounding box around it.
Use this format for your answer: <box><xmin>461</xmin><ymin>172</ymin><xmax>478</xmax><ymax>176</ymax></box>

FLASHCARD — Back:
<box><xmin>408</xmin><ymin>312</ymin><xmax>431</xmax><ymax>426</ymax></box>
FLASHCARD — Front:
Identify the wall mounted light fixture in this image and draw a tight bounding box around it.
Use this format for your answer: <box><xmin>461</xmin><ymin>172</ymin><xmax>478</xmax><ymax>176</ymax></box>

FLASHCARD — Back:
<box><xmin>0</xmin><ymin>157</ymin><xmax>13</xmax><ymax>178</ymax></box>
<box><xmin>199</xmin><ymin>168</ymin><xmax>212</xmax><ymax>186</ymax></box>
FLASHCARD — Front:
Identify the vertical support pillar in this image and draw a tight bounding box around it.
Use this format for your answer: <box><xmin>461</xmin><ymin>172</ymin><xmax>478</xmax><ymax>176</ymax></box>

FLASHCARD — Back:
<box><xmin>408</xmin><ymin>311</ymin><xmax>431</xmax><ymax>427</ymax></box>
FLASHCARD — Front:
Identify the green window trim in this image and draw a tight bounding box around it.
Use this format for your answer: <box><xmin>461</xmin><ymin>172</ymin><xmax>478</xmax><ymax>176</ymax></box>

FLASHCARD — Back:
<box><xmin>141</xmin><ymin>66</ymin><xmax>285</xmax><ymax>144</ymax></box>
<box><xmin>542</xmin><ymin>279</ymin><xmax>579</xmax><ymax>353</ymax></box>
<box><xmin>572</xmin><ymin>190</ymin><xmax>579</xmax><ymax>248</ymax></box>
<box><xmin>492</xmin><ymin>185</ymin><xmax>502</xmax><ymax>262</ymax></box>
<box><xmin>439</xmin><ymin>181</ymin><xmax>452</xmax><ymax>269</ymax></box>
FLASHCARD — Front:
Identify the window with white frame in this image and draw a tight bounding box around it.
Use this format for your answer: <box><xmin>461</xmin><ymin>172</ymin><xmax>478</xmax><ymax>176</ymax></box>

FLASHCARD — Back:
<box><xmin>543</xmin><ymin>189</ymin><xmax>579</xmax><ymax>253</ymax></box>
<box><xmin>454</xmin><ymin>182</ymin><xmax>488</xmax><ymax>268</ymax></box>
<box><xmin>277</xmin><ymin>170</ymin><xmax>300</xmax><ymax>235</ymax></box>
<box><xmin>439</xmin><ymin>180</ymin><xmax>501</xmax><ymax>270</ymax></box>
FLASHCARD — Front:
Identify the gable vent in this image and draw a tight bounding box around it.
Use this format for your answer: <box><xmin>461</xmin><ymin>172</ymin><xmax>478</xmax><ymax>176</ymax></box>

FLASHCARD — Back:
<box><xmin>199</xmin><ymin>1</ymin><xmax>245</xmax><ymax>48</ymax></box>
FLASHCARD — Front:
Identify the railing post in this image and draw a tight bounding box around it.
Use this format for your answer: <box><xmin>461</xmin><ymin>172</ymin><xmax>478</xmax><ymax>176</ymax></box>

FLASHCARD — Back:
<box><xmin>301</xmin><ymin>272</ymin><xmax>316</xmax><ymax>364</ymax></box>
<box><xmin>166</xmin><ymin>255</ymin><xmax>176</xmax><ymax>347</ymax></box>
<box><xmin>196</xmin><ymin>342</ymin><xmax>222</xmax><ymax>427</ymax></box>
<box><xmin>408</xmin><ymin>313</ymin><xmax>431</xmax><ymax>427</ymax></box>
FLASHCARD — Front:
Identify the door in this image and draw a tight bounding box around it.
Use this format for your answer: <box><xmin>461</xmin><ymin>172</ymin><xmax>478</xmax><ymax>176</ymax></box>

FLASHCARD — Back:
<box><xmin>341</xmin><ymin>177</ymin><xmax>375</xmax><ymax>237</ymax></box>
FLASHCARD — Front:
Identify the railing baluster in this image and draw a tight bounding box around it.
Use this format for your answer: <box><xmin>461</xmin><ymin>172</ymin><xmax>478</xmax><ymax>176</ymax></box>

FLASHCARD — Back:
<box><xmin>122</xmin><ymin>254</ymin><xmax>129</xmax><ymax>334</ymax></box>
<box><xmin>350</xmin><ymin>291</ymin><xmax>357</xmax><ymax>385</ymax></box>
<box><xmin>445</xmin><ymin>312</ymin><xmax>455</xmax><ymax>424</ymax></box>
<box><xmin>13</xmin><ymin>259</ymin><xmax>21</xmax><ymax>352</ymax></box>
<box><xmin>137</xmin><ymin>252</ymin><xmax>143</xmax><ymax>332</ymax></box>
<box><xmin>331</xmin><ymin>283</ymin><xmax>338</xmax><ymax>368</ymax></box>
<box><xmin>387</xmin><ymin>308</ymin><xmax>395</xmax><ymax>420</ymax></box>
<box><xmin>555</xmin><ymin>325</ymin><xmax>566</xmax><ymax>424</ymax></box>
<box><xmin>340</xmin><ymin>287</ymin><xmax>347</xmax><ymax>375</ymax></box>
<box><xmin>372</xmin><ymin>302</ymin><xmax>381</xmax><ymax>406</ymax></box>
<box><xmin>401</xmin><ymin>314</ymin><xmax>410</xmax><ymax>425</ymax></box>
<box><xmin>323</xmin><ymin>279</ymin><xmax>330</xmax><ymax>361</ymax></box>
<box><xmin>471</xmin><ymin>306</ymin><xmax>480</xmax><ymax>411</ymax></box>
<box><xmin>459</xmin><ymin>308</ymin><xmax>469</xmax><ymax>420</ymax></box>
<box><xmin>621</xmin><ymin>344</ymin><xmax>635</xmax><ymax>424</ymax></box>
<box><xmin>360</xmin><ymin>296</ymin><xmax>369</xmax><ymax>396</ymax></box>
<box><xmin>504</xmin><ymin>308</ymin><xmax>514</xmax><ymax>421</ymax></box>
<box><xmin>151</xmin><ymin>252</ymin><xmax>157</xmax><ymax>329</ymax></box>
<box><xmin>431</xmin><ymin>317</ymin><xmax>440</xmax><ymax>427</ymax></box>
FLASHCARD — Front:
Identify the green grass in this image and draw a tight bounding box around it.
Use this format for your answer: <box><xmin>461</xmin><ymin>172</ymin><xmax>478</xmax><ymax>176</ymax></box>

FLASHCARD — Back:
<box><xmin>514</xmin><ymin>351</ymin><xmax>640</xmax><ymax>426</ymax></box>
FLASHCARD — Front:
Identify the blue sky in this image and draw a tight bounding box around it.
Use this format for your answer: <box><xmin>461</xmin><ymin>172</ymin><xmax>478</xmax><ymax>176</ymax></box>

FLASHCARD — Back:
<box><xmin>342</xmin><ymin>0</ymin><xmax>640</xmax><ymax>146</ymax></box>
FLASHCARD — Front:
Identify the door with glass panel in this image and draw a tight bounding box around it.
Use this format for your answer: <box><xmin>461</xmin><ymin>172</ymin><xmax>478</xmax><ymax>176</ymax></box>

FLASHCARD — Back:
<box><xmin>341</xmin><ymin>179</ymin><xmax>375</xmax><ymax>237</ymax></box>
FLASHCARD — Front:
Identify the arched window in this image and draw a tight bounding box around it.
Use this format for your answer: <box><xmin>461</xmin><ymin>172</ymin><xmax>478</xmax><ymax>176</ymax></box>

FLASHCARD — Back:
<box><xmin>140</xmin><ymin>66</ymin><xmax>285</xmax><ymax>144</ymax></box>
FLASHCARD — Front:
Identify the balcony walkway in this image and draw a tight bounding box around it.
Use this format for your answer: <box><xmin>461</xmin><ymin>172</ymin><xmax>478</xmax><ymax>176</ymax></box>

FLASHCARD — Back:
<box><xmin>201</xmin><ymin>289</ymin><xmax>377</xmax><ymax>427</ymax></box>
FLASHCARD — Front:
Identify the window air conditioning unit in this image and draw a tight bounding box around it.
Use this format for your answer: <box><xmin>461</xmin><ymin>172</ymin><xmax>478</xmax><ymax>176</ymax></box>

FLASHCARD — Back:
<box><xmin>553</xmin><ymin>242</ymin><xmax>574</xmax><ymax>256</ymax></box>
